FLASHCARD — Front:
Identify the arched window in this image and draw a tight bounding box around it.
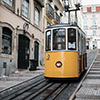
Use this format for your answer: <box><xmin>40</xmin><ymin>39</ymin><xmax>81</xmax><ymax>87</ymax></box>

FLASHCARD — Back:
<box><xmin>2</xmin><ymin>27</ymin><xmax>12</xmax><ymax>54</ymax></box>
<box><xmin>22</xmin><ymin>0</ymin><xmax>29</xmax><ymax>18</ymax></box>
<box><xmin>35</xmin><ymin>7</ymin><xmax>40</xmax><ymax>26</ymax></box>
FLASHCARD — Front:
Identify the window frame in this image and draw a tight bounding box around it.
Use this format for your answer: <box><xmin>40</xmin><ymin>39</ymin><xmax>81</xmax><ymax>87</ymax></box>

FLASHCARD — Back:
<box><xmin>83</xmin><ymin>15</ymin><xmax>87</xmax><ymax>19</ymax></box>
<box><xmin>34</xmin><ymin>7</ymin><xmax>40</xmax><ymax>27</ymax></box>
<box><xmin>45</xmin><ymin>30</ymin><xmax>51</xmax><ymax>51</ymax></box>
<box><xmin>78</xmin><ymin>31</ymin><xmax>81</xmax><ymax>55</ymax></box>
<box><xmin>93</xmin><ymin>30</ymin><xmax>96</xmax><ymax>36</ymax></box>
<box><xmin>92</xmin><ymin>14</ymin><xmax>96</xmax><ymax>18</ymax></box>
<box><xmin>83</xmin><ymin>21</ymin><xmax>88</xmax><ymax>29</ymax></box>
<box><xmin>83</xmin><ymin>7</ymin><xmax>87</xmax><ymax>12</ymax></box>
<box><xmin>22</xmin><ymin>0</ymin><xmax>29</xmax><ymax>19</ymax></box>
<box><xmin>2</xmin><ymin>27</ymin><xmax>12</xmax><ymax>55</ymax></box>
<box><xmin>67</xmin><ymin>28</ymin><xmax>77</xmax><ymax>50</ymax></box>
<box><xmin>3</xmin><ymin>0</ymin><xmax>15</xmax><ymax>12</ymax></box>
<box><xmin>92</xmin><ymin>6</ymin><xmax>96</xmax><ymax>12</ymax></box>
<box><xmin>92</xmin><ymin>20</ymin><xmax>97</xmax><ymax>28</ymax></box>
<box><xmin>53</xmin><ymin>28</ymin><xmax>66</xmax><ymax>51</ymax></box>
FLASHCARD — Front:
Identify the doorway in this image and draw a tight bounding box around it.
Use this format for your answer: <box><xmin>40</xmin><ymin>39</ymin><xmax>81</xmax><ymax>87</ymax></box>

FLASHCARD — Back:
<box><xmin>18</xmin><ymin>35</ymin><xmax>30</xmax><ymax>69</ymax></box>
<box><xmin>34</xmin><ymin>41</ymin><xmax>39</xmax><ymax>66</ymax></box>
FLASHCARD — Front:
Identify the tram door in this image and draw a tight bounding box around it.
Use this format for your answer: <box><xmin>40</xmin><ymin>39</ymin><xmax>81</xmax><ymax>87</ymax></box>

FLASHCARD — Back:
<box><xmin>34</xmin><ymin>41</ymin><xmax>39</xmax><ymax>66</ymax></box>
<box><xmin>18</xmin><ymin>35</ymin><xmax>30</xmax><ymax>69</ymax></box>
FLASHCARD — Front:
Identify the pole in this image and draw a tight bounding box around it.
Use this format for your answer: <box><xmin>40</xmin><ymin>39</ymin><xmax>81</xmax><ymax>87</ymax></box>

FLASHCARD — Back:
<box><xmin>68</xmin><ymin>11</ymin><xmax>70</xmax><ymax>24</ymax></box>
<box><xmin>75</xmin><ymin>10</ymin><xmax>77</xmax><ymax>25</ymax></box>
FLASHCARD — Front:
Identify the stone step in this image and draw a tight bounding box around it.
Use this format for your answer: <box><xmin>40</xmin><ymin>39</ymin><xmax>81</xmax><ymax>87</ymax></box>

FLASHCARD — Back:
<box><xmin>93</xmin><ymin>63</ymin><xmax>100</xmax><ymax>65</ymax></box>
<box><xmin>76</xmin><ymin>87</ymin><xmax>100</xmax><ymax>99</ymax></box>
<box><xmin>82</xmin><ymin>79</ymin><xmax>100</xmax><ymax>87</ymax></box>
<box><xmin>92</xmin><ymin>61</ymin><xmax>100</xmax><ymax>63</ymax></box>
<box><xmin>90</xmin><ymin>68</ymin><xmax>100</xmax><ymax>71</ymax></box>
<box><xmin>92</xmin><ymin>65</ymin><xmax>100</xmax><ymax>67</ymax></box>
<box><xmin>86</xmin><ymin>74</ymin><xmax>100</xmax><ymax>79</ymax></box>
<box><xmin>89</xmin><ymin>71</ymin><xmax>100</xmax><ymax>74</ymax></box>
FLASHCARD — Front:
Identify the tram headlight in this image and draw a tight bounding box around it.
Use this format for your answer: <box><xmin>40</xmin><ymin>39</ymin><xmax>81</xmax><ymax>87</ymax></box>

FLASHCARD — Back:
<box><xmin>55</xmin><ymin>61</ymin><xmax>62</xmax><ymax>68</ymax></box>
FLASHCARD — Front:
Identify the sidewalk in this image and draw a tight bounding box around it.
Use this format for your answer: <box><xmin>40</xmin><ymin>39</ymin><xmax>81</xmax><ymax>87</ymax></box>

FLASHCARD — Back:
<box><xmin>70</xmin><ymin>50</ymin><xmax>100</xmax><ymax>100</ymax></box>
<box><xmin>0</xmin><ymin>66</ymin><xmax>44</xmax><ymax>92</ymax></box>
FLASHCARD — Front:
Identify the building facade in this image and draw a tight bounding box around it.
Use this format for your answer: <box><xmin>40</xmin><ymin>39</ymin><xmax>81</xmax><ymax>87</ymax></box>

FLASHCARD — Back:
<box><xmin>82</xmin><ymin>4</ymin><xmax>100</xmax><ymax>49</ymax></box>
<box><xmin>0</xmin><ymin>0</ymin><xmax>44</xmax><ymax>76</ymax></box>
<box><xmin>44</xmin><ymin>0</ymin><xmax>65</xmax><ymax>27</ymax></box>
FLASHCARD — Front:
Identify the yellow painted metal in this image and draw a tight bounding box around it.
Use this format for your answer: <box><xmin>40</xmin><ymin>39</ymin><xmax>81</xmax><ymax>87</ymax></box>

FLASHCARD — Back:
<box><xmin>44</xmin><ymin>51</ymin><xmax>79</xmax><ymax>78</ymax></box>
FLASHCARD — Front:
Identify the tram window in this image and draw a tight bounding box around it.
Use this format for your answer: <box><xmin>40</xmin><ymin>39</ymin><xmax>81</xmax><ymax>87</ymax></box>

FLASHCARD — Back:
<box><xmin>81</xmin><ymin>35</ymin><xmax>83</xmax><ymax>53</ymax></box>
<box><xmin>78</xmin><ymin>32</ymin><xmax>81</xmax><ymax>55</ymax></box>
<box><xmin>46</xmin><ymin>30</ymin><xmax>51</xmax><ymax>51</ymax></box>
<box><xmin>68</xmin><ymin>28</ymin><xmax>76</xmax><ymax>50</ymax></box>
<box><xmin>53</xmin><ymin>29</ymin><xmax>66</xmax><ymax>50</ymax></box>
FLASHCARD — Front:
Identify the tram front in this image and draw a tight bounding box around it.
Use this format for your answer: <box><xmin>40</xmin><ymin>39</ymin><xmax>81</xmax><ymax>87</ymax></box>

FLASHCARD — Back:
<box><xmin>44</xmin><ymin>25</ymin><xmax>80</xmax><ymax>79</ymax></box>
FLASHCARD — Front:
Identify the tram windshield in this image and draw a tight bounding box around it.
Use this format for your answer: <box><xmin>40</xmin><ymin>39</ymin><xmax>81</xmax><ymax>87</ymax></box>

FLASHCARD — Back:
<box><xmin>68</xmin><ymin>28</ymin><xmax>76</xmax><ymax>50</ymax></box>
<box><xmin>53</xmin><ymin>28</ymin><xmax>66</xmax><ymax>50</ymax></box>
<box><xmin>46</xmin><ymin>30</ymin><xmax>51</xmax><ymax>51</ymax></box>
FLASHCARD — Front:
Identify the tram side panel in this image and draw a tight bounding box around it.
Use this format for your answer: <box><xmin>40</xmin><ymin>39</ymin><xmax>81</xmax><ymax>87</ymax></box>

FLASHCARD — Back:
<box><xmin>78</xmin><ymin>53</ymin><xmax>87</xmax><ymax>76</ymax></box>
<box><xmin>78</xmin><ymin>55</ymin><xmax>82</xmax><ymax>76</ymax></box>
<box><xmin>85</xmin><ymin>53</ymin><xmax>87</xmax><ymax>69</ymax></box>
<box><xmin>44</xmin><ymin>51</ymin><xmax>79</xmax><ymax>78</ymax></box>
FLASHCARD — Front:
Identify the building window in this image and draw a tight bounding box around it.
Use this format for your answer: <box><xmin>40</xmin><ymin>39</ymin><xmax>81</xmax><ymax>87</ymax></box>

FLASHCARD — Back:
<box><xmin>92</xmin><ymin>6</ymin><xmax>96</xmax><ymax>12</ymax></box>
<box><xmin>83</xmin><ymin>7</ymin><xmax>87</xmax><ymax>12</ymax></box>
<box><xmin>92</xmin><ymin>20</ymin><xmax>97</xmax><ymax>28</ymax></box>
<box><xmin>93</xmin><ymin>30</ymin><xmax>96</xmax><ymax>36</ymax></box>
<box><xmin>84</xmin><ymin>21</ymin><xmax>87</xmax><ymax>25</ymax></box>
<box><xmin>92</xmin><ymin>20</ymin><xmax>96</xmax><ymax>24</ymax></box>
<box><xmin>3</xmin><ymin>0</ymin><xmax>14</xmax><ymax>7</ymax></box>
<box><xmin>2</xmin><ymin>27</ymin><xmax>12</xmax><ymax>55</ymax></box>
<box><xmin>83</xmin><ymin>21</ymin><xmax>88</xmax><ymax>29</ymax></box>
<box><xmin>92</xmin><ymin>14</ymin><xmax>96</xmax><ymax>18</ymax></box>
<box><xmin>83</xmin><ymin>15</ymin><xmax>87</xmax><ymax>19</ymax></box>
<box><xmin>22</xmin><ymin>0</ymin><xmax>29</xmax><ymax>18</ymax></box>
<box><xmin>35</xmin><ymin>7</ymin><xmax>40</xmax><ymax>26</ymax></box>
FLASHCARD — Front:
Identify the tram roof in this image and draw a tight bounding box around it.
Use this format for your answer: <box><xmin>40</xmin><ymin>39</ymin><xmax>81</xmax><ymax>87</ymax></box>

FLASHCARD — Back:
<box><xmin>46</xmin><ymin>23</ymin><xmax>86</xmax><ymax>35</ymax></box>
<box><xmin>46</xmin><ymin>23</ymin><xmax>79</xmax><ymax>29</ymax></box>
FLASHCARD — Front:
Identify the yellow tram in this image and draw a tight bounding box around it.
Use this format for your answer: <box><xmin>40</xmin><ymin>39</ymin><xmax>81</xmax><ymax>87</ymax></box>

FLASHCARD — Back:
<box><xmin>44</xmin><ymin>23</ymin><xmax>87</xmax><ymax>79</ymax></box>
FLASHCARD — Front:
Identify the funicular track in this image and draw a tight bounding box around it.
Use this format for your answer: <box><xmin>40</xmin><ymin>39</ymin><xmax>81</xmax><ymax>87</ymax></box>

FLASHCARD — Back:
<box><xmin>0</xmin><ymin>50</ymin><xmax>97</xmax><ymax>100</ymax></box>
